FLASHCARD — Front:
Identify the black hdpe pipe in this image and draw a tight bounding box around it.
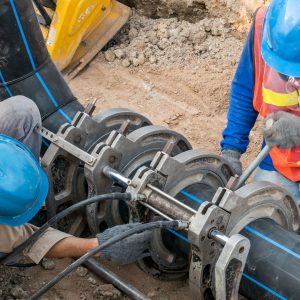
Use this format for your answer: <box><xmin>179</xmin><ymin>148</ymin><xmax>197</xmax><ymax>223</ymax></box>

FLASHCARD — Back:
<box><xmin>173</xmin><ymin>187</ymin><xmax>300</xmax><ymax>299</ymax></box>
<box><xmin>0</xmin><ymin>0</ymin><xmax>83</xmax><ymax>133</ymax></box>
<box><xmin>29</xmin><ymin>220</ymin><xmax>180</xmax><ymax>300</ymax></box>
<box><xmin>185</xmin><ymin>195</ymin><xmax>300</xmax><ymax>300</ymax></box>
<box><xmin>239</xmin><ymin>218</ymin><xmax>300</xmax><ymax>300</ymax></box>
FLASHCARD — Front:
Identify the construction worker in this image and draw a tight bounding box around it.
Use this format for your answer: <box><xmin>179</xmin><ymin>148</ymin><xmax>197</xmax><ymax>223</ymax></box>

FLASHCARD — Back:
<box><xmin>221</xmin><ymin>0</ymin><xmax>300</xmax><ymax>204</ymax></box>
<box><xmin>0</xmin><ymin>96</ymin><xmax>151</xmax><ymax>265</ymax></box>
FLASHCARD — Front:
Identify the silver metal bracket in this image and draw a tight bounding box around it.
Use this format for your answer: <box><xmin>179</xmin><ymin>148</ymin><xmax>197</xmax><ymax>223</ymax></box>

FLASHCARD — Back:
<box><xmin>188</xmin><ymin>197</ymin><xmax>251</xmax><ymax>300</ymax></box>
<box><xmin>37</xmin><ymin>126</ymin><xmax>96</xmax><ymax>166</ymax></box>
<box><xmin>215</xmin><ymin>234</ymin><xmax>250</xmax><ymax>300</ymax></box>
<box><xmin>188</xmin><ymin>202</ymin><xmax>231</xmax><ymax>300</ymax></box>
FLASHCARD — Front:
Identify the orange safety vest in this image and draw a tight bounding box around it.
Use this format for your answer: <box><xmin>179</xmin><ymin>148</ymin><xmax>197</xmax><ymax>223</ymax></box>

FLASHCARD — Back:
<box><xmin>253</xmin><ymin>7</ymin><xmax>300</xmax><ymax>182</ymax></box>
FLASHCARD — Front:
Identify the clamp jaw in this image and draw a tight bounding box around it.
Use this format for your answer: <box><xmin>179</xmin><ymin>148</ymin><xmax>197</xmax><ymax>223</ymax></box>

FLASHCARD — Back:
<box><xmin>188</xmin><ymin>201</ymin><xmax>250</xmax><ymax>300</ymax></box>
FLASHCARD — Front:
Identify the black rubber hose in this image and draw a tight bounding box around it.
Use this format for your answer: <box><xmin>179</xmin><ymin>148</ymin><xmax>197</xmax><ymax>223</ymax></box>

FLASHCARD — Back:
<box><xmin>0</xmin><ymin>193</ymin><xmax>135</xmax><ymax>265</ymax></box>
<box><xmin>33</xmin><ymin>0</ymin><xmax>52</xmax><ymax>26</ymax></box>
<box><xmin>29</xmin><ymin>220</ymin><xmax>181</xmax><ymax>300</ymax></box>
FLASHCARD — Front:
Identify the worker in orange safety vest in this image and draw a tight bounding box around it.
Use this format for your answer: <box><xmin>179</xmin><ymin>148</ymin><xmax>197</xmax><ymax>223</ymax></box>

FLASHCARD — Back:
<box><xmin>221</xmin><ymin>0</ymin><xmax>300</xmax><ymax>204</ymax></box>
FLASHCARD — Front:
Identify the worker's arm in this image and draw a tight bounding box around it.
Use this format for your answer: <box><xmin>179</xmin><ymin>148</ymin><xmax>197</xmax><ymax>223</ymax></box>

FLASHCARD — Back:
<box><xmin>46</xmin><ymin>223</ymin><xmax>151</xmax><ymax>265</ymax></box>
<box><xmin>221</xmin><ymin>24</ymin><xmax>258</xmax><ymax>153</ymax></box>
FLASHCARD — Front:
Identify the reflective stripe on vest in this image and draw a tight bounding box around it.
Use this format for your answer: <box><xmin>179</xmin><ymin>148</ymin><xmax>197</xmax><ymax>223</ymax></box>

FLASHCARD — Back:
<box><xmin>253</xmin><ymin>7</ymin><xmax>300</xmax><ymax>182</ymax></box>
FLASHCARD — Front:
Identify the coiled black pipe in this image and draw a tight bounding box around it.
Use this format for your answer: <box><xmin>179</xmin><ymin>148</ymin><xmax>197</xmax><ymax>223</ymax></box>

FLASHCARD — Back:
<box><xmin>0</xmin><ymin>0</ymin><xmax>83</xmax><ymax>133</ymax></box>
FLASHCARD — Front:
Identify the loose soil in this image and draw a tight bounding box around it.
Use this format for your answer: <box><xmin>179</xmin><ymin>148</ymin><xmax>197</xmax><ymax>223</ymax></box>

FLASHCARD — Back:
<box><xmin>1</xmin><ymin>4</ymin><xmax>267</xmax><ymax>300</ymax></box>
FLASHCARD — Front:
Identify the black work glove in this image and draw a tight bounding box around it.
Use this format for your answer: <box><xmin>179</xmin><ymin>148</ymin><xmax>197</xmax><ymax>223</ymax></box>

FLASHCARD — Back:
<box><xmin>97</xmin><ymin>223</ymin><xmax>151</xmax><ymax>265</ymax></box>
<box><xmin>221</xmin><ymin>149</ymin><xmax>242</xmax><ymax>175</ymax></box>
<box><xmin>263</xmin><ymin>112</ymin><xmax>300</xmax><ymax>149</ymax></box>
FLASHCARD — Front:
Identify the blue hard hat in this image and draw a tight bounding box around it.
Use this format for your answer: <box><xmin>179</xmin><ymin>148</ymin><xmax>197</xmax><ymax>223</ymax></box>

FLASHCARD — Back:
<box><xmin>261</xmin><ymin>0</ymin><xmax>300</xmax><ymax>77</ymax></box>
<box><xmin>0</xmin><ymin>135</ymin><xmax>48</xmax><ymax>226</ymax></box>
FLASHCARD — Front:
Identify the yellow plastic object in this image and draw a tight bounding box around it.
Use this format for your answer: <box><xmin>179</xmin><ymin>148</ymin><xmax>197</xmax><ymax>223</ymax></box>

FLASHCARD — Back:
<box><xmin>41</xmin><ymin>0</ymin><xmax>130</xmax><ymax>79</ymax></box>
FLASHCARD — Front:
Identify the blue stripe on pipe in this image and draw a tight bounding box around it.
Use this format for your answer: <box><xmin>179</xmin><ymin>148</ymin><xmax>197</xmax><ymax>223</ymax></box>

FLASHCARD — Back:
<box><xmin>0</xmin><ymin>70</ymin><xmax>13</xmax><ymax>97</ymax></box>
<box><xmin>181</xmin><ymin>190</ymin><xmax>300</xmax><ymax>262</ymax></box>
<box><xmin>166</xmin><ymin>228</ymin><xmax>190</xmax><ymax>243</ymax></box>
<box><xmin>180</xmin><ymin>190</ymin><xmax>204</xmax><ymax>204</ymax></box>
<box><xmin>42</xmin><ymin>138</ymin><xmax>50</xmax><ymax>147</ymax></box>
<box><xmin>242</xmin><ymin>273</ymin><xmax>287</xmax><ymax>300</ymax></box>
<box><xmin>245</xmin><ymin>225</ymin><xmax>300</xmax><ymax>260</ymax></box>
<box><xmin>9</xmin><ymin>0</ymin><xmax>71</xmax><ymax>123</ymax></box>
<box><xmin>36</xmin><ymin>73</ymin><xmax>72</xmax><ymax>122</ymax></box>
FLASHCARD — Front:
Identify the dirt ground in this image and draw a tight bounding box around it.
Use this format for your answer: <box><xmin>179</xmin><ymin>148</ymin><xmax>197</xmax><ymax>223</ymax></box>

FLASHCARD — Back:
<box><xmin>1</xmin><ymin>3</ymin><xmax>268</xmax><ymax>300</ymax></box>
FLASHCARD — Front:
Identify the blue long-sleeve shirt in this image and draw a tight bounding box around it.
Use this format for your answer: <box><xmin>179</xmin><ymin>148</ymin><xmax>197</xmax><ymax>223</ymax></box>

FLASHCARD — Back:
<box><xmin>220</xmin><ymin>25</ymin><xmax>275</xmax><ymax>171</ymax></box>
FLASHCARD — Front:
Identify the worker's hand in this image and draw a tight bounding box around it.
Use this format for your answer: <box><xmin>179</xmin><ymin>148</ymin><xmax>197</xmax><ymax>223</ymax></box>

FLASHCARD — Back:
<box><xmin>96</xmin><ymin>223</ymin><xmax>151</xmax><ymax>265</ymax></box>
<box><xmin>221</xmin><ymin>149</ymin><xmax>243</xmax><ymax>175</ymax></box>
<box><xmin>263</xmin><ymin>112</ymin><xmax>300</xmax><ymax>149</ymax></box>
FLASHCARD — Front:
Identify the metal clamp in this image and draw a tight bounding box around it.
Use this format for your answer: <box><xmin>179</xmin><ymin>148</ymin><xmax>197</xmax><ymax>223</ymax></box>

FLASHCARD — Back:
<box><xmin>37</xmin><ymin>126</ymin><xmax>96</xmax><ymax>166</ymax></box>
<box><xmin>188</xmin><ymin>202</ymin><xmax>231</xmax><ymax>300</ymax></box>
<box><xmin>215</xmin><ymin>234</ymin><xmax>250</xmax><ymax>300</ymax></box>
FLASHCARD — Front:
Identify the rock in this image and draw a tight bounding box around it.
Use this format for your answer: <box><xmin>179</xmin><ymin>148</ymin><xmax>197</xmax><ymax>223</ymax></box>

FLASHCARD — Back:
<box><xmin>143</xmin><ymin>48</ymin><xmax>153</xmax><ymax>58</ymax></box>
<box><xmin>93</xmin><ymin>284</ymin><xmax>122</xmax><ymax>300</ymax></box>
<box><xmin>149</xmin><ymin>55</ymin><xmax>157</xmax><ymax>64</ymax></box>
<box><xmin>88</xmin><ymin>276</ymin><xmax>97</xmax><ymax>285</ymax></box>
<box><xmin>76</xmin><ymin>266</ymin><xmax>88</xmax><ymax>277</ymax></box>
<box><xmin>193</xmin><ymin>31</ymin><xmax>207</xmax><ymax>44</ymax></box>
<box><xmin>128</xmin><ymin>27</ymin><xmax>138</xmax><ymax>39</ymax></box>
<box><xmin>122</xmin><ymin>59</ymin><xmax>131</xmax><ymax>67</ymax></box>
<box><xmin>148</xmin><ymin>35</ymin><xmax>158</xmax><ymax>45</ymax></box>
<box><xmin>114</xmin><ymin>49</ymin><xmax>126</xmax><ymax>59</ymax></box>
<box><xmin>180</xmin><ymin>28</ymin><xmax>190</xmax><ymax>39</ymax></box>
<box><xmin>169</xmin><ymin>28</ymin><xmax>182</xmax><ymax>37</ymax></box>
<box><xmin>132</xmin><ymin>58</ymin><xmax>140</xmax><ymax>67</ymax></box>
<box><xmin>10</xmin><ymin>286</ymin><xmax>27</xmax><ymax>299</ymax></box>
<box><xmin>147</xmin><ymin>291</ymin><xmax>156</xmax><ymax>298</ymax></box>
<box><xmin>137</xmin><ymin>54</ymin><xmax>146</xmax><ymax>66</ymax></box>
<box><xmin>104</xmin><ymin>50</ymin><xmax>116</xmax><ymax>62</ymax></box>
<box><xmin>156</xmin><ymin>28</ymin><xmax>170</xmax><ymax>39</ymax></box>
<box><xmin>41</xmin><ymin>258</ymin><xmax>55</xmax><ymax>270</ymax></box>
<box><xmin>157</xmin><ymin>38</ymin><xmax>169</xmax><ymax>50</ymax></box>
<box><xmin>132</xmin><ymin>39</ymin><xmax>146</xmax><ymax>51</ymax></box>
<box><xmin>129</xmin><ymin>51</ymin><xmax>138</xmax><ymax>60</ymax></box>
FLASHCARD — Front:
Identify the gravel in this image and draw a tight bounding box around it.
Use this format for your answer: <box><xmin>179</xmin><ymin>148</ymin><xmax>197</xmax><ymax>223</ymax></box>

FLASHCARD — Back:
<box><xmin>103</xmin><ymin>10</ymin><xmax>242</xmax><ymax>70</ymax></box>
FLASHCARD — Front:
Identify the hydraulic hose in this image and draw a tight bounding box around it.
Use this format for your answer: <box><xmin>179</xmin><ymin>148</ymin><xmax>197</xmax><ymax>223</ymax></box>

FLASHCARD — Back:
<box><xmin>0</xmin><ymin>193</ymin><xmax>139</xmax><ymax>265</ymax></box>
<box><xmin>29</xmin><ymin>220</ymin><xmax>183</xmax><ymax>300</ymax></box>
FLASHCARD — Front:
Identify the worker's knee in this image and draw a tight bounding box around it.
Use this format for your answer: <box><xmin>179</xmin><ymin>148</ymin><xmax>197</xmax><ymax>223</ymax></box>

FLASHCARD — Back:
<box><xmin>4</xmin><ymin>95</ymin><xmax>41</xmax><ymax>126</ymax></box>
<box><xmin>0</xmin><ymin>96</ymin><xmax>41</xmax><ymax>139</ymax></box>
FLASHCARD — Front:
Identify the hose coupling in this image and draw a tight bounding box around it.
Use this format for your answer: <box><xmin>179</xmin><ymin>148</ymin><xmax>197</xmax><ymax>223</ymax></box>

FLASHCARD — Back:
<box><xmin>173</xmin><ymin>220</ymin><xmax>190</xmax><ymax>230</ymax></box>
<box><xmin>130</xmin><ymin>193</ymin><xmax>147</xmax><ymax>202</ymax></box>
